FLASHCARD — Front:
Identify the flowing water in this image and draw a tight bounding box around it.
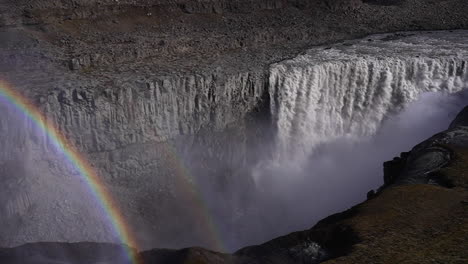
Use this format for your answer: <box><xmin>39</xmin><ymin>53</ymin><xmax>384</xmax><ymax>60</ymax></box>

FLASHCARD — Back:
<box><xmin>1</xmin><ymin>31</ymin><xmax>468</xmax><ymax>252</ymax></box>
<box><xmin>244</xmin><ymin>31</ymin><xmax>468</xmax><ymax>249</ymax></box>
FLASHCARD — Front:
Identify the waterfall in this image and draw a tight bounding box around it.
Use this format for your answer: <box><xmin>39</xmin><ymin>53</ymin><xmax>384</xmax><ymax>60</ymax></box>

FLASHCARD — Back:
<box><xmin>269</xmin><ymin>33</ymin><xmax>468</xmax><ymax>165</ymax></box>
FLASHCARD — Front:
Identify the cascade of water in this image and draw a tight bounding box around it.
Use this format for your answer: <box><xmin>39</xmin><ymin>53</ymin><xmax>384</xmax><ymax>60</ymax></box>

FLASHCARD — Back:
<box><xmin>269</xmin><ymin>45</ymin><xmax>468</xmax><ymax>165</ymax></box>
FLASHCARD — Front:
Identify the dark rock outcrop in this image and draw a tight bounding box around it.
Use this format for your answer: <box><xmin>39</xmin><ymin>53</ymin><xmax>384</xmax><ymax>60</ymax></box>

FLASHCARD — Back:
<box><xmin>450</xmin><ymin>105</ymin><xmax>468</xmax><ymax>129</ymax></box>
<box><xmin>383</xmin><ymin>107</ymin><xmax>468</xmax><ymax>187</ymax></box>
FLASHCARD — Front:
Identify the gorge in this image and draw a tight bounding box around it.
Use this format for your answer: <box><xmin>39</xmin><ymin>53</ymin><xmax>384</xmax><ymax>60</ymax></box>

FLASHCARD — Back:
<box><xmin>1</xmin><ymin>0</ymin><xmax>468</xmax><ymax>263</ymax></box>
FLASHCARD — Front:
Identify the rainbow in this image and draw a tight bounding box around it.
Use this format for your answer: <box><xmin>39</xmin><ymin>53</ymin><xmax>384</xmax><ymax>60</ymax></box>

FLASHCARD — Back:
<box><xmin>159</xmin><ymin>143</ymin><xmax>226</xmax><ymax>252</ymax></box>
<box><xmin>0</xmin><ymin>80</ymin><xmax>228</xmax><ymax>261</ymax></box>
<box><xmin>0</xmin><ymin>81</ymin><xmax>142</xmax><ymax>264</ymax></box>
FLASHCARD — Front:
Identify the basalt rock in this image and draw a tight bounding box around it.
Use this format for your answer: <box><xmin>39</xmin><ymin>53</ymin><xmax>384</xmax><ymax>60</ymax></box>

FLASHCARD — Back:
<box><xmin>385</xmin><ymin>105</ymin><xmax>468</xmax><ymax>186</ymax></box>
<box><xmin>449</xmin><ymin>105</ymin><xmax>468</xmax><ymax>129</ymax></box>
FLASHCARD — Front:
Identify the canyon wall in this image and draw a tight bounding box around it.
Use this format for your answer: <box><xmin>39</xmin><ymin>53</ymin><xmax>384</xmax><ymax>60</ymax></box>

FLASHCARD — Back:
<box><xmin>0</xmin><ymin>0</ymin><xmax>468</xmax><ymax>251</ymax></box>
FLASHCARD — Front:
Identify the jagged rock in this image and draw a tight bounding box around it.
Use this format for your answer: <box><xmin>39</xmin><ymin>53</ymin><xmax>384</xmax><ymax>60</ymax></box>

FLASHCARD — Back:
<box><xmin>449</xmin><ymin>105</ymin><xmax>468</xmax><ymax>129</ymax></box>
<box><xmin>386</xmin><ymin>109</ymin><xmax>468</xmax><ymax>186</ymax></box>
<box><xmin>383</xmin><ymin>153</ymin><xmax>408</xmax><ymax>186</ymax></box>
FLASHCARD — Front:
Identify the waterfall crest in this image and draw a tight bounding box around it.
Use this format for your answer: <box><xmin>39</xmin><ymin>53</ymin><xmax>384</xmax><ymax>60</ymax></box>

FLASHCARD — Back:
<box><xmin>269</xmin><ymin>32</ymin><xmax>468</xmax><ymax>164</ymax></box>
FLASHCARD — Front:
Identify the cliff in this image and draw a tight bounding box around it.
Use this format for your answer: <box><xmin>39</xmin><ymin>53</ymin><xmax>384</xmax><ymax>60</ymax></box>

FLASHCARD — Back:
<box><xmin>1</xmin><ymin>0</ymin><xmax>468</xmax><ymax>251</ymax></box>
<box><xmin>1</xmin><ymin>104</ymin><xmax>468</xmax><ymax>263</ymax></box>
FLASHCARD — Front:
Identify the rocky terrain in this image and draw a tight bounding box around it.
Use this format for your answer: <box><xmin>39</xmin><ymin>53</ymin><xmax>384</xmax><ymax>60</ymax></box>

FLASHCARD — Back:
<box><xmin>1</xmin><ymin>104</ymin><xmax>468</xmax><ymax>263</ymax></box>
<box><xmin>1</xmin><ymin>0</ymin><xmax>468</xmax><ymax>253</ymax></box>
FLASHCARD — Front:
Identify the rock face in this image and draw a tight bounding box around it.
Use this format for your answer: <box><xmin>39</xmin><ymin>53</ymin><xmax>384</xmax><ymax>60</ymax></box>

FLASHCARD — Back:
<box><xmin>1</xmin><ymin>0</ymin><xmax>468</xmax><ymax>251</ymax></box>
<box><xmin>384</xmin><ymin>116</ymin><xmax>468</xmax><ymax>187</ymax></box>
<box><xmin>450</xmin><ymin>105</ymin><xmax>468</xmax><ymax>129</ymax></box>
<box><xmin>1</xmin><ymin>104</ymin><xmax>468</xmax><ymax>264</ymax></box>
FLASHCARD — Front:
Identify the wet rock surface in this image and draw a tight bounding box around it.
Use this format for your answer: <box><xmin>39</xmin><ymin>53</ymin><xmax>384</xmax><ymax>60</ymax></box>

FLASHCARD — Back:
<box><xmin>450</xmin><ymin>105</ymin><xmax>468</xmax><ymax>129</ymax></box>
<box><xmin>383</xmin><ymin>106</ymin><xmax>468</xmax><ymax>187</ymax></box>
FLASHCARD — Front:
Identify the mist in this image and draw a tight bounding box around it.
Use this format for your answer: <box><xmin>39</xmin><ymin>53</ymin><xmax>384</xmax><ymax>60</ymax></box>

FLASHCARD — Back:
<box><xmin>0</xmin><ymin>99</ymin><xmax>119</xmax><ymax>248</ymax></box>
<box><xmin>229</xmin><ymin>89</ymin><xmax>468</xmax><ymax>249</ymax></box>
<box><xmin>1</xmin><ymin>83</ymin><xmax>467</xmax><ymax>253</ymax></box>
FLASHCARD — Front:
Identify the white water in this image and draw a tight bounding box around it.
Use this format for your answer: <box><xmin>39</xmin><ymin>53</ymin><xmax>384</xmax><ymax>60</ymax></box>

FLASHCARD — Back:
<box><xmin>268</xmin><ymin>31</ymin><xmax>468</xmax><ymax>167</ymax></box>
<box><xmin>2</xmin><ymin>31</ymin><xmax>468</xmax><ymax>252</ymax></box>
<box><xmin>243</xmin><ymin>31</ymin><xmax>468</xmax><ymax>247</ymax></box>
